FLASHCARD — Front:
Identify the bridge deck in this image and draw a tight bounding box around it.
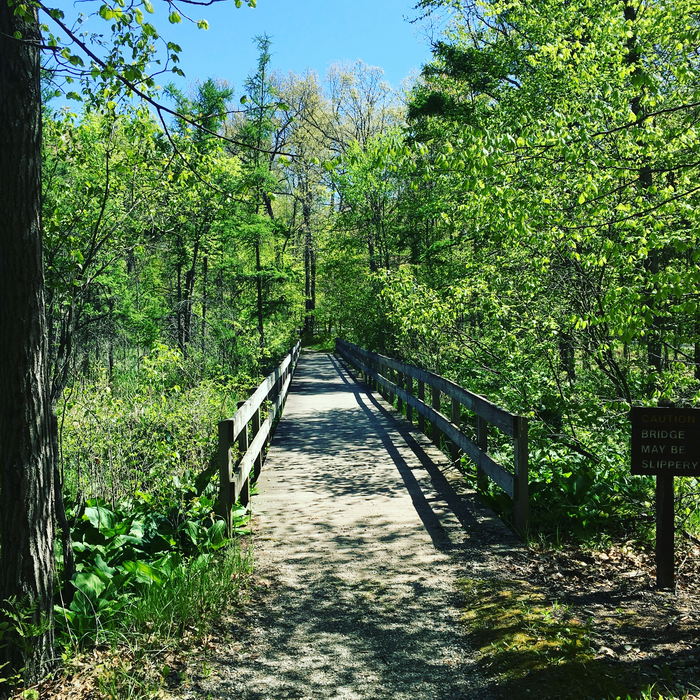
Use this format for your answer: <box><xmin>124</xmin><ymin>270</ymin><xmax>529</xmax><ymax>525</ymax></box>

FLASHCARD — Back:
<box><xmin>200</xmin><ymin>351</ymin><xmax>521</xmax><ymax>699</ymax></box>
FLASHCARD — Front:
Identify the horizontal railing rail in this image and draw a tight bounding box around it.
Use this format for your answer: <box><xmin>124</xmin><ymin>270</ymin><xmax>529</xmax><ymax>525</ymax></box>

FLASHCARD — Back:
<box><xmin>336</xmin><ymin>339</ymin><xmax>529</xmax><ymax>535</ymax></box>
<box><xmin>218</xmin><ymin>340</ymin><xmax>301</xmax><ymax>533</ymax></box>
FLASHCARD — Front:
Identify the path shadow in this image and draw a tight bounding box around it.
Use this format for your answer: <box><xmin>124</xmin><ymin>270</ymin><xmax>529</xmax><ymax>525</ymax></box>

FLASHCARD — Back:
<box><xmin>196</xmin><ymin>352</ymin><xmax>699</xmax><ymax>700</ymax></box>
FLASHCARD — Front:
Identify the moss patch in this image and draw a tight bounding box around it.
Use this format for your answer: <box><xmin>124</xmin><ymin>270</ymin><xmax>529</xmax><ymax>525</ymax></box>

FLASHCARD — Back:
<box><xmin>457</xmin><ymin>577</ymin><xmax>667</xmax><ymax>699</ymax></box>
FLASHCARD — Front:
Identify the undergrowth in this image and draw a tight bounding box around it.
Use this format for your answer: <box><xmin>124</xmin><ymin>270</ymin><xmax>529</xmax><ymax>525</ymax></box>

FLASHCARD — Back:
<box><xmin>4</xmin><ymin>344</ymin><xmax>257</xmax><ymax>698</ymax></box>
<box><xmin>54</xmin><ymin>493</ymin><xmax>250</xmax><ymax>650</ymax></box>
<box><xmin>45</xmin><ymin>544</ymin><xmax>252</xmax><ymax>699</ymax></box>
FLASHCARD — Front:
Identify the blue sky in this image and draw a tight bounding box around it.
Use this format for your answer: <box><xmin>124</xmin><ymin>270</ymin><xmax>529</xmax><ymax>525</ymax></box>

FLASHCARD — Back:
<box><xmin>50</xmin><ymin>0</ymin><xmax>439</xmax><ymax>98</ymax></box>
<box><xmin>159</xmin><ymin>0</ymin><xmax>436</xmax><ymax>95</ymax></box>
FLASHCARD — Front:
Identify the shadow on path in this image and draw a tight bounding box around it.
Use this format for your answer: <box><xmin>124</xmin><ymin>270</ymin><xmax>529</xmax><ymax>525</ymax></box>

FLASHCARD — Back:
<box><xmin>192</xmin><ymin>351</ymin><xmax>523</xmax><ymax>699</ymax></box>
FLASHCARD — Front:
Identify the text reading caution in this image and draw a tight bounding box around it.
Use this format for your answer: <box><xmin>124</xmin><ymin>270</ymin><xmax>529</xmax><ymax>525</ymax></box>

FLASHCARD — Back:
<box><xmin>630</xmin><ymin>407</ymin><xmax>700</xmax><ymax>476</ymax></box>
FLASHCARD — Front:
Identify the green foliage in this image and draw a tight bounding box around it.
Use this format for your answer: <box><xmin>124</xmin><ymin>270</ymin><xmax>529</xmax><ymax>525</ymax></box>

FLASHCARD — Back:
<box><xmin>313</xmin><ymin>0</ymin><xmax>700</xmax><ymax>542</ymax></box>
<box><xmin>60</xmin><ymin>347</ymin><xmax>242</xmax><ymax>503</ymax></box>
<box><xmin>55</xmin><ymin>343</ymin><xmax>253</xmax><ymax>652</ymax></box>
<box><xmin>55</xmin><ymin>492</ymin><xmax>248</xmax><ymax>648</ymax></box>
<box><xmin>25</xmin><ymin>0</ymin><xmax>700</xmax><ymax>689</ymax></box>
<box><xmin>0</xmin><ymin>598</ymin><xmax>51</xmax><ymax>689</ymax></box>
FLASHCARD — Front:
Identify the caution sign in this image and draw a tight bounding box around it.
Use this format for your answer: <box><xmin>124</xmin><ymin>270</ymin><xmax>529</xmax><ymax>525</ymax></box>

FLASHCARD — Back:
<box><xmin>631</xmin><ymin>407</ymin><xmax>700</xmax><ymax>476</ymax></box>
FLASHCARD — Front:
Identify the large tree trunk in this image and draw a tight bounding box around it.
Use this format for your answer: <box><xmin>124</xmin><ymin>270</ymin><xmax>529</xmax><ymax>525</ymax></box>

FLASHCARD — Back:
<box><xmin>0</xmin><ymin>1</ymin><xmax>56</xmax><ymax>685</ymax></box>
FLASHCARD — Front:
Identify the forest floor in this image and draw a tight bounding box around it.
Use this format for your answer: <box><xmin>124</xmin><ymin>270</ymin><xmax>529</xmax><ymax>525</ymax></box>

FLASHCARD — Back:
<box><xmin>164</xmin><ymin>352</ymin><xmax>699</xmax><ymax>700</ymax></box>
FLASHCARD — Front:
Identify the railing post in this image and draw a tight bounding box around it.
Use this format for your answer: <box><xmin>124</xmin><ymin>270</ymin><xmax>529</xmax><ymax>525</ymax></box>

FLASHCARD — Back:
<box><xmin>476</xmin><ymin>416</ymin><xmax>489</xmax><ymax>491</ymax></box>
<box><xmin>237</xmin><ymin>400</ymin><xmax>250</xmax><ymax>507</ymax></box>
<box><xmin>380</xmin><ymin>361</ymin><xmax>388</xmax><ymax>400</ymax></box>
<box><xmin>431</xmin><ymin>386</ymin><xmax>441</xmax><ymax>444</ymax></box>
<box><xmin>218</xmin><ymin>418</ymin><xmax>234</xmax><ymax>535</ymax></box>
<box><xmin>450</xmin><ymin>397</ymin><xmax>461</xmax><ymax>462</ymax></box>
<box><xmin>513</xmin><ymin>416</ymin><xmax>529</xmax><ymax>536</ymax></box>
<box><xmin>397</xmin><ymin>372</ymin><xmax>404</xmax><ymax>413</ymax></box>
<box><xmin>252</xmin><ymin>406</ymin><xmax>263</xmax><ymax>480</ymax></box>
<box><xmin>418</xmin><ymin>381</ymin><xmax>425</xmax><ymax>432</ymax></box>
<box><xmin>406</xmin><ymin>375</ymin><xmax>414</xmax><ymax>423</ymax></box>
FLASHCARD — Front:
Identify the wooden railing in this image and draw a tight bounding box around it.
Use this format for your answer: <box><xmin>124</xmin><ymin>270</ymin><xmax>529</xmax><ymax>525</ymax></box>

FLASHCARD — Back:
<box><xmin>336</xmin><ymin>339</ymin><xmax>529</xmax><ymax>535</ymax></box>
<box><xmin>218</xmin><ymin>341</ymin><xmax>301</xmax><ymax>533</ymax></box>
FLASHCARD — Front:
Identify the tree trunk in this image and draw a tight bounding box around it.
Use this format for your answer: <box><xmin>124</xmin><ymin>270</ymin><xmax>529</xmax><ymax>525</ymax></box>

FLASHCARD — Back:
<box><xmin>558</xmin><ymin>331</ymin><xmax>576</xmax><ymax>382</ymax></box>
<box><xmin>255</xmin><ymin>238</ymin><xmax>265</xmax><ymax>349</ymax></box>
<box><xmin>201</xmin><ymin>255</ymin><xmax>208</xmax><ymax>359</ymax></box>
<box><xmin>175</xmin><ymin>254</ymin><xmax>183</xmax><ymax>352</ymax></box>
<box><xmin>182</xmin><ymin>233</ymin><xmax>201</xmax><ymax>355</ymax></box>
<box><xmin>0</xmin><ymin>2</ymin><xmax>56</xmax><ymax>683</ymax></box>
<box><xmin>303</xmin><ymin>191</ymin><xmax>316</xmax><ymax>341</ymax></box>
<box><xmin>51</xmin><ymin>415</ymin><xmax>74</xmax><ymax>606</ymax></box>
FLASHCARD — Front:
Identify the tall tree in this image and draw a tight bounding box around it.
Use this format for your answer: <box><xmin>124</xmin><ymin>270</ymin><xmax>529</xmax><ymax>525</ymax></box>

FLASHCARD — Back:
<box><xmin>0</xmin><ymin>0</ymin><xmax>55</xmax><ymax>682</ymax></box>
<box><xmin>0</xmin><ymin>0</ymin><xmax>253</xmax><ymax>682</ymax></box>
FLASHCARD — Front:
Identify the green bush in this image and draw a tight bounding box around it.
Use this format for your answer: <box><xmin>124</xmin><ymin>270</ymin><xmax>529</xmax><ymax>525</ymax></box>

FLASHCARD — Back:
<box><xmin>55</xmin><ymin>490</ymin><xmax>250</xmax><ymax>649</ymax></box>
<box><xmin>54</xmin><ymin>344</ymin><xmax>255</xmax><ymax>653</ymax></box>
<box><xmin>60</xmin><ymin>345</ymin><xmax>245</xmax><ymax>504</ymax></box>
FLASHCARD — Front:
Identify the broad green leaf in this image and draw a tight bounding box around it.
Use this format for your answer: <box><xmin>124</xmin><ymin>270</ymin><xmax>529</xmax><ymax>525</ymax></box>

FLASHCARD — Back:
<box><xmin>73</xmin><ymin>572</ymin><xmax>106</xmax><ymax>600</ymax></box>
<box><xmin>83</xmin><ymin>505</ymin><xmax>116</xmax><ymax>534</ymax></box>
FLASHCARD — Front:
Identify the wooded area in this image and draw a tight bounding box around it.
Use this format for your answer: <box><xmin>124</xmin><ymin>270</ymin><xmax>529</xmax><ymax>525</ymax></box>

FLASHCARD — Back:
<box><xmin>1</xmin><ymin>0</ymin><xmax>699</xmax><ymax>695</ymax></box>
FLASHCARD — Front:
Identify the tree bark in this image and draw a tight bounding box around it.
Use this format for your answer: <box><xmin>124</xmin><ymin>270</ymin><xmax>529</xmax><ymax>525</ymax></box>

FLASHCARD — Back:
<box><xmin>0</xmin><ymin>1</ymin><xmax>56</xmax><ymax>683</ymax></box>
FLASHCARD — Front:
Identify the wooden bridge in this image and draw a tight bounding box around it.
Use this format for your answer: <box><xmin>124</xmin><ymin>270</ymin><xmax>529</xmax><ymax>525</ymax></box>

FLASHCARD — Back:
<box><xmin>219</xmin><ymin>340</ymin><xmax>529</xmax><ymax>536</ymax></box>
<box><xmin>204</xmin><ymin>343</ymin><xmax>529</xmax><ymax>698</ymax></box>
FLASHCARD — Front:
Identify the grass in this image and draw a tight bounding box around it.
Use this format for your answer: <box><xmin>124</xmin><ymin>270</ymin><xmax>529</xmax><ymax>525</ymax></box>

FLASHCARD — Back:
<box><xmin>17</xmin><ymin>544</ymin><xmax>252</xmax><ymax>699</ymax></box>
<box><xmin>303</xmin><ymin>339</ymin><xmax>336</xmax><ymax>352</ymax></box>
<box><xmin>125</xmin><ymin>544</ymin><xmax>252</xmax><ymax>641</ymax></box>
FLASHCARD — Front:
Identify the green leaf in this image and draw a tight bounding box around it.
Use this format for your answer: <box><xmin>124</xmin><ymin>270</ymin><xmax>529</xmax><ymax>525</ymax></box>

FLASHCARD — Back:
<box><xmin>168</xmin><ymin>11</ymin><xmax>181</xmax><ymax>23</ymax></box>
<box><xmin>183</xmin><ymin>519</ymin><xmax>203</xmax><ymax>546</ymax></box>
<box><xmin>98</xmin><ymin>4</ymin><xmax>115</xmax><ymax>20</ymax></box>
<box><xmin>73</xmin><ymin>572</ymin><xmax>106</xmax><ymax>600</ymax></box>
<box><xmin>93</xmin><ymin>554</ymin><xmax>116</xmax><ymax>579</ymax></box>
<box><xmin>83</xmin><ymin>505</ymin><xmax>117</xmax><ymax>534</ymax></box>
<box><xmin>206</xmin><ymin>520</ymin><xmax>228</xmax><ymax>550</ymax></box>
<box><xmin>122</xmin><ymin>560</ymin><xmax>164</xmax><ymax>584</ymax></box>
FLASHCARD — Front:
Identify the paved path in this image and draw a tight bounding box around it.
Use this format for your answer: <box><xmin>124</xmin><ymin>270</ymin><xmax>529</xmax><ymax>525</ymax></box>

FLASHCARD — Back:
<box><xmin>194</xmin><ymin>351</ymin><xmax>523</xmax><ymax>699</ymax></box>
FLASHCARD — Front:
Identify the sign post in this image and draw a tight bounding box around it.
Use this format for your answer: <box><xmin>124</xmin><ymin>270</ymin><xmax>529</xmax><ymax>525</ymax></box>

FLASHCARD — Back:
<box><xmin>655</xmin><ymin>474</ymin><xmax>675</xmax><ymax>589</ymax></box>
<box><xmin>630</xmin><ymin>407</ymin><xmax>700</xmax><ymax>589</ymax></box>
